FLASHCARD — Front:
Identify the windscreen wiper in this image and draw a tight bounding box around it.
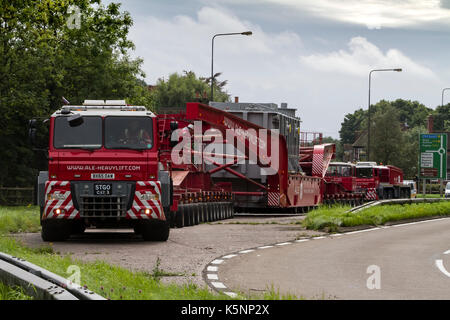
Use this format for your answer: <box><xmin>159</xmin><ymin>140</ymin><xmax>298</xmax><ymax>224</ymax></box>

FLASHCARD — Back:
<box><xmin>62</xmin><ymin>144</ymin><xmax>101</xmax><ymax>151</ymax></box>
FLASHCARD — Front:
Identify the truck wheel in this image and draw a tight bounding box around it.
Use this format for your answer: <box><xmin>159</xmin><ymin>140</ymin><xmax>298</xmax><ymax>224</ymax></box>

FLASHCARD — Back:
<box><xmin>41</xmin><ymin>220</ymin><xmax>70</xmax><ymax>242</ymax></box>
<box><xmin>39</xmin><ymin>206</ymin><xmax>44</xmax><ymax>223</ymax></box>
<box><xmin>71</xmin><ymin>221</ymin><xmax>86</xmax><ymax>234</ymax></box>
<box><xmin>140</xmin><ymin>220</ymin><xmax>170</xmax><ymax>241</ymax></box>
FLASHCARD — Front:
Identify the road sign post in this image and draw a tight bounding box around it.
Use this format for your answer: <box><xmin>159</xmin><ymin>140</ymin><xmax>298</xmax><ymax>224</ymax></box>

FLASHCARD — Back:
<box><xmin>419</xmin><ymin>133</ymin><xmax>447</xmax><ymax>197</ymax></box>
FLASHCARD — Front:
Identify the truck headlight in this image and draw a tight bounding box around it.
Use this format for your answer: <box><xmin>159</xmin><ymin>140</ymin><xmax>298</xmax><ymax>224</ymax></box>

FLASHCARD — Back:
<box><xmin>47</xmin><ymin>192</ymin><xmax>68</xmax><ymax>201</ymax></box>
<box><xmin>140</xmin><ymin>193</ymin><xmax>158</xmax><ymax>201</ymax></box>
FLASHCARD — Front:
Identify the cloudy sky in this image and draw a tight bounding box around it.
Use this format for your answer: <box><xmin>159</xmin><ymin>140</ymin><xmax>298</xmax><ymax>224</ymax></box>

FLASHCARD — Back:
<box><xmin>105</xmin><ymin>0</ymin><xmax>450</xmax><ymax>138</ymax></box>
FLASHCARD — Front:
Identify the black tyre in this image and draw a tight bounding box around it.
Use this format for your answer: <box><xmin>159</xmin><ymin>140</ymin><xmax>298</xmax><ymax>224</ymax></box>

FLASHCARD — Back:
<box><xmin>133</xmin><ymin>224</ymin><xmax>142</xmax><ymax>235</ymax></box>
<box><xmin>205</xmin><ymin>203</ymin><xmax>210</xmax><ymax>222</ymax></box>
<box><xmin>211</xmin><ymin>203</ymin><xmax>216</xmax><ymax>221</ymax></box>
<box><xmin>199</xmin><ymin>203</ymin><xmax>206</xmax><ymax>223</ymax></box>
<box><xmin>140</xmin><ymin>220</ymin><xmax>170</xmax><ymax>241</ymax></box>
<box><xmin>184</xmin><ymin>204</ymin><xmax>192</xmax><ymax>226</ymax></box>
<box><xmin>193</xmin><ymin>204</ymin><xmax>199</xmax><ymax>225</ymax></box>
<box><xmin>175</xmin><ymin>206</ymin><xmax>185</xmax><ymax>228</ymax></box>
<box><xmin>71</xmin><ymin>221</ymin><xmax>86</xmax><ymax>234</ymax></box>
<box><xmin>168</xmin><ymin>211</ymin><xmax>176</xmax><ymax>228</ymax></box>
<box><xmin>41</xmin><ymin>219</ymin><xmax>71</xmax><ymax>242</ymax></box>
<box><xmin>39</xmin><ymin>206</ymin><xmax>44</xmax><ymax>223</ymax></box>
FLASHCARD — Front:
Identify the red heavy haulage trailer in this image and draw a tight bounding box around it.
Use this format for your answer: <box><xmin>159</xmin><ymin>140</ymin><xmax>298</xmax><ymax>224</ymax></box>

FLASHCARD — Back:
<box><xmin>158</xmin><ymin>102</ymin><xmax>334</xmax><ymax>219</ymax></box>
<box><xmin>31</xmin><ymin>99</ymin><xmax>408</xmax><ymax>242</ymax></box>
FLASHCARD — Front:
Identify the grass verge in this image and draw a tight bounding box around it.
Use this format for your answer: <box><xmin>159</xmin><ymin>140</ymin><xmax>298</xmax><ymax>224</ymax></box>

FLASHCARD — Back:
<box><xmin>0</xmin><ymin>282</ymin><xmax>34</xmax><ymax>300</ymax></box>
<box><xmin>0</xmin><ymin>206</ymin><xmax>231</xmax><ymax>300</ymax></box>
<box><xmin>303</xmin><ymin>202</ymin><xmax>450</xmax><ymax>231</ymax></box>
<box><xmin>0</xmin><ymin>236</ymin><xmax>229</xmax><ymax>300</ymax></box>
<box><xmin>0</xmin><ymin>206</ymin><xmax>41</xmax><ymax>234</ymax></box>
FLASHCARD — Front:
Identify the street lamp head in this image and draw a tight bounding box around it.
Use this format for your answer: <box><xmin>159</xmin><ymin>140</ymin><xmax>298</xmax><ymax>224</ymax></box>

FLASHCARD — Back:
<box><xmin>394</xmin><ymin>68</ymin><xmax>402</xmax><ymax>72</ymax></box>
<box><xmin>241</xmin><ymin>31</ymin><xmax>253</xmax><ymax>36</ymax></box>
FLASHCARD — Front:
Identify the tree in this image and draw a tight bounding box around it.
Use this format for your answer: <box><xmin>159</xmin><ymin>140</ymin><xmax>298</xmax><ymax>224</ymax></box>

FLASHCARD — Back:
<box><xmin>321</xmin><ymin>136</ymin><xmax>343</xmax><ymax>161</ymax></box>
<box><xmin>370</xmin><ymin>105</ymin><xmax>404</xmax><ymax>166</ymax></box>
<box><xmin>0</xmin><ymin>0</ymin><xmax>149</xmax><ymax>186</ymax></box>
<box><xmin>433</xmin><ymin>103</ymin><xmax>450</xmax><ymax>132</ymax></box>
<box><xmin>339</xmin><ymin>108</ymin><xmax>367</xmax><ymax>145</ymax></box>
<box><xmin>151</xmin><ymin>71</ymin><xmax>229</xmax><ymax>111</ymax></box>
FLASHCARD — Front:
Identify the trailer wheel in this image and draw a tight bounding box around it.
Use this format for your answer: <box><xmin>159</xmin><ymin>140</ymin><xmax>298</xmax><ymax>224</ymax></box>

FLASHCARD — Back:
<box><xmin>221</xmin><ymin>203</ymin><xmax>226</xmax><ymax>220</ymax></box>
<box><xmin>140</xmin><ymin>220</ymin><xmax>170</xmax><ymax>241</ymax></box>
<box><xmin>226</xmin><ymin>203</ymin><xmax>232</xmax><ymax>219</ymax></box>
<box><xmin>230</xmin><ymin>203</ymin><xmax>235</xmax><ymax>218</ymax></box>
<box><xmin>41</xmin><ymin>220</ymin><xmax>70</xmax><ymax>242</ymax></box>
<box><xmin>213</xmin><ymin>203</ymin><xmax>219</xmax><ymax>221</ymax></box>
<box><xmin>199</xmin><ymin>203</ymin><xmax>206</xmax><ymax>223</ymax></box>
<box><xmin>183</xmin><ymin>204</ymin><xmax>191</xmax><ymax>226</ymax></box>
<box><xmin>175</xmin><ymin>206</ymin><xmax>184</xmax><ymax>228</ymax></box>
<box><xmin>193</xmin><ymin>204</ymin><xmax>200</xmax><ymax>225</ymax></box>
<box><xmin>206</xmin><ymin>203</ymin><xmax>212</xmax><ymax>222</ymax></box>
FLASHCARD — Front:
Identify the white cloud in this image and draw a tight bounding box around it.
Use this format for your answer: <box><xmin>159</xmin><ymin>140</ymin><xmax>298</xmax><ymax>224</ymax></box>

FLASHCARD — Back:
<box><xmin>128</xmin><ymin>6</ymin><xmax>444</xmax><ymax>138</ymax></box>
<box><xmin>300</xmin><ymin>37</ymin><xmax>436</xmax><ymax>78</ymax></box>
<box><xmin>264</xmin><ymin>0</ymin><xmax>450</xmax><ymax>29</ymax></box>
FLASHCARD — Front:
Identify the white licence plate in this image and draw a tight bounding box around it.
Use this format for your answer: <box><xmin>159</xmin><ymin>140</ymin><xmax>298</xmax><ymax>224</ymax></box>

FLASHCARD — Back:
<box><xmin>91</xmin><ymin>173</ymin><xmax>115</xmax><ymax>180</ymax></box>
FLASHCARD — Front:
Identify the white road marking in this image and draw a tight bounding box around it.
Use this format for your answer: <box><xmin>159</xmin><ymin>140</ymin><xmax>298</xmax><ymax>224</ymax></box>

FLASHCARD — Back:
<box><xmin>276</xmin><ymin>242</ymin><xmax>292</xmax><ymax>246</ymax></box>
<box><xmin>207</xmin><ymin>274</ymin><xmax>219</xmax><ymax>280</ymax></box>
<box><xmin>239</xmin><ymin>249</ymin><xmax>255</xmax><ymax>254</ymax></box>
<box><xmin>224</xmin><ymin>292</ymin><xmax>238</xmax><ymax>298</ymax></box>
<box><xmin>346</xmin><ymin>228</ymin><xmax>380</xmax><ymax>235</ymax></box>
<box><xmin>204</xmin><ymin>216</ymin><xmax>450</xmax><ymax>296</ymax></box>
<box><xmin>258</xmin><ymin>245</ymin><xmax>274</xmax><ymax>249</ymax></box>
<box><xmin>435</xmin><ymin>260</ymin><xmax>450</xmax><ymax>278</ymax></box>
<box><xmin>211</xmin><ymin>282</ymin><xmax>226</xmax><ymax>289</ymax></box>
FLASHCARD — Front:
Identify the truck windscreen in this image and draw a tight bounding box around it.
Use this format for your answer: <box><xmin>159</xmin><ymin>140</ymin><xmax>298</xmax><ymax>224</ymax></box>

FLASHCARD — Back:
<box><xmin>54</xmin><ymin>116</ymin><xmax>102</xmax><ymax>149</ymax></box>
<box><xmin>105</xmin><ymin>116</ymin><xmax>153</xmax><ymax>150</ymax></box>
<box><xmin>356</xmin><ymin>167</ymin><xmax>373</xmax><ymax>178</ymax></box>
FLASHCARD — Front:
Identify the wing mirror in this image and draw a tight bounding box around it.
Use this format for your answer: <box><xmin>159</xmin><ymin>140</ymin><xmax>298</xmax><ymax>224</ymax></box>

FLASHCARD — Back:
<box><xmin>68</xmin><ymin>113</ymin><xmax>84</xmax><ymax>127</ymax></box>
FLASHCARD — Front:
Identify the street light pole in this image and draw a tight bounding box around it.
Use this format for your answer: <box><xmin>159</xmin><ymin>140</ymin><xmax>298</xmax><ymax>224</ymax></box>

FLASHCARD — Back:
<box><xmin>211</xmin><ymin>31</ymin><xmax>252</xmax><ymax>102</ymax></box>
<box><xmin>367</xmin><ymin>68</ymin><xmax>402</xmax><ymax>161</ymax></box>
<box><xmin>441</xmin><ymin>88</ymin><xmax>450</xmax><ymax>108</ymax></box>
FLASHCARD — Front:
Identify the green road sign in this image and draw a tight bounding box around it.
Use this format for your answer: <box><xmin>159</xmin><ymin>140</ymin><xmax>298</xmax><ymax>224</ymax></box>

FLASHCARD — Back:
<box><xmin>419</xmin><ymin>133</ymin><xmax>447</xmax><ymax>179</ymax></box>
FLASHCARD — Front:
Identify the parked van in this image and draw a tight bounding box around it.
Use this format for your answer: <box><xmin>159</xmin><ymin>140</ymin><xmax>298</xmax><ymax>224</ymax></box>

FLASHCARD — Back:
<box><xmin>403</xmin><ymin>180</ymin><xmax>417</xmax><ymax>198</ymax></box>
<box><xmin>445</xmin><ymin>182</ymin><xmax>450</xmax><ymax>198</ymax></box>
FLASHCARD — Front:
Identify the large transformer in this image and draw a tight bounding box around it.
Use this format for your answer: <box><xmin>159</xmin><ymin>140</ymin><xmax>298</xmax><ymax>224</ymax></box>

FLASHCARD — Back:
<box><xmin>209</xmin><ymin>102</ymin><xmax>302</xmax><ymax>208</ymax></box>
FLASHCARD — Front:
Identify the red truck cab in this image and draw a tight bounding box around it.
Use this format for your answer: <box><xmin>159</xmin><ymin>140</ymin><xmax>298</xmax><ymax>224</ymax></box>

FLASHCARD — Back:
<box><xmin>355</xmin><ymin>162</ymin><xmax>410</xmax><ymax>200</ymax></box>
<box><xmin>36</xmin><ymin>100</ymin><xmax>171</xmax><ymax>241</ymax></box>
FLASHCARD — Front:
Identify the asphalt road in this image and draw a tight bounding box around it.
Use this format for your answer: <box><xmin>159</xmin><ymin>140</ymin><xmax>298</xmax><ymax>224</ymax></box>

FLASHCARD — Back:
<box><xmin>218</xmin><ymin>218</ymin><xmax>450</xmax><ymax>299</ymax></box>
<box><xmin>17</xmin><ymin>215</ymin><xmax>323</xmax><ymax>288</ymax></box>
